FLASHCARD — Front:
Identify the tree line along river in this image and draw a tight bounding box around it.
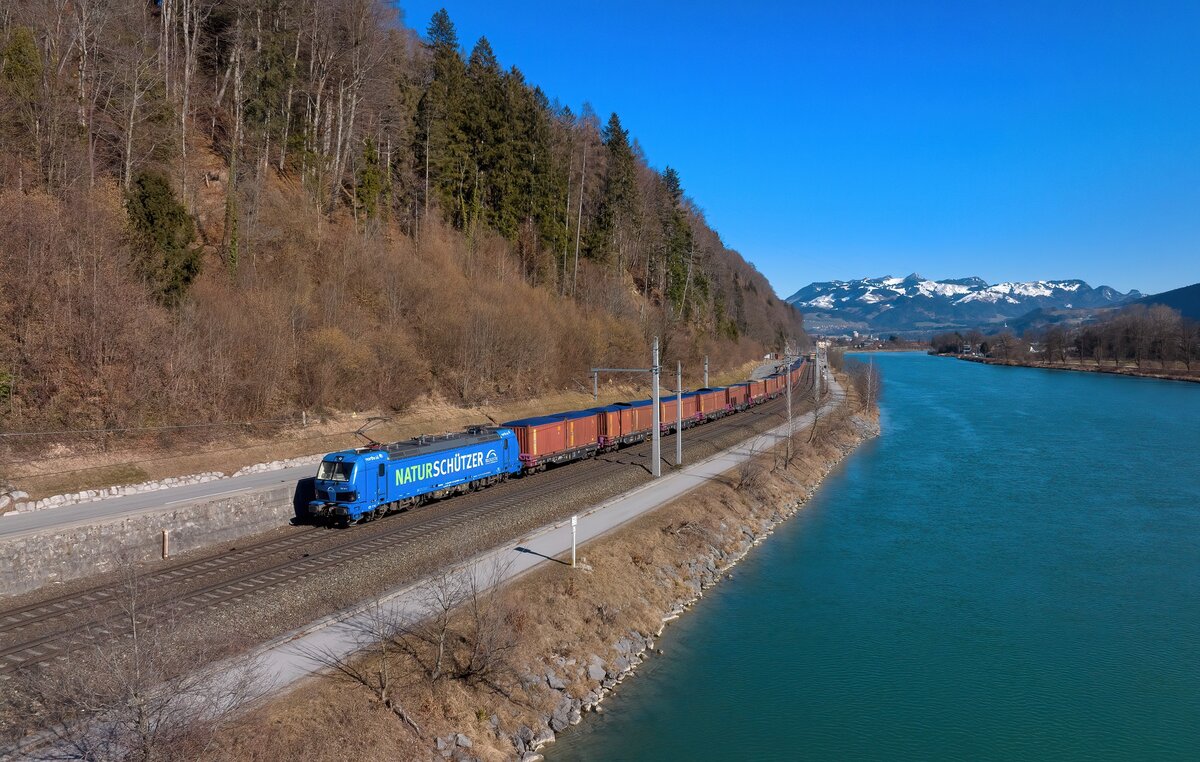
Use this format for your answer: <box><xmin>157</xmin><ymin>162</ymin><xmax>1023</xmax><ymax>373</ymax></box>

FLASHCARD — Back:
<box><xmin>549</xmin><ymin>351</ymin><xmax>1200</xmax><ymax>761</ymax></box>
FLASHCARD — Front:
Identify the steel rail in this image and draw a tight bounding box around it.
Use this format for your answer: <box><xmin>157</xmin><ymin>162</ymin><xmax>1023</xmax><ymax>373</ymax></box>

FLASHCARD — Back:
<box><xmin>0</xmin><ymin>369</ymin><xmax>814</xmax><ymax>674</ymax></box>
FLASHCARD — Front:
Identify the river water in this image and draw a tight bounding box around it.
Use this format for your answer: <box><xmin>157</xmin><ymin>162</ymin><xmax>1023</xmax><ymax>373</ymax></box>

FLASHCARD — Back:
<box><xmin>548</xmin><ymin>352</ymin><xmax>1200</xmax><ymax>760</ymax></box>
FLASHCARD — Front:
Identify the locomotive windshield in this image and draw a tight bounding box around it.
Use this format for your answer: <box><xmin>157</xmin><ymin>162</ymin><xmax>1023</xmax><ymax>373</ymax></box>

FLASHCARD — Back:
<box><xmin>317</xmin><ymin>460</ymin><xmax>354</xmax><ymax>482</ymax></box>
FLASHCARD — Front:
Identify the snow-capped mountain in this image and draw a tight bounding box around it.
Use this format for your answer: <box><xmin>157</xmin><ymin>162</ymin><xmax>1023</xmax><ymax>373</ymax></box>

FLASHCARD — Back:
<box><xmin>785</xmin><ymin>274</ymin><xmax>1141</xmax><ymax>335</ymax></box>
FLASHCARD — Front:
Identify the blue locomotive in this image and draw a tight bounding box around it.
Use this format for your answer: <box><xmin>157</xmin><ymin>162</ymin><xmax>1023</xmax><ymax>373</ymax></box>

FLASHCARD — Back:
<box><xmin>308</xmin><ymin>426</ymin><xmax>522</xmax><ymax>525</ymax></box>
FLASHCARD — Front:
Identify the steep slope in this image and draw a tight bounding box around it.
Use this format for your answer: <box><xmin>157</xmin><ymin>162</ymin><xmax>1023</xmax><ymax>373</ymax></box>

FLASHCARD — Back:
<box><xmin>0</xmin><ymin>5</ymin><xmax>804</xmax><ymax>436</ymax></box>
<box><xmin>1136</xmin><ymin>282</ymin><xmax>1200</xmax><ymax>320</ymax></box>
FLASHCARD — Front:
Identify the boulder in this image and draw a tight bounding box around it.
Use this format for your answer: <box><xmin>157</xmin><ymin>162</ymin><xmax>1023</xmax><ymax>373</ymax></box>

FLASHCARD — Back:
<box><xmin>455</xmin><ymin>733</ymin><xmax>472</xmax><ymax>748</ymax></box>
<box><xmin>587</xmin><ymin>663</ymin><xmax>606</xmax><ymax>682</ymax></box>
<box><xmin>611</xmin><ymin>656</ymin><xmax>632</xmax><ymax>675</ymax></box>
<box><xmin>629</xmin><ymin>631</ymin><xmax>647</xmax><ymax>653</ymax></box>
<box><xmin>545</xmin><ymin>669</ymin><xmax>566</xmax><ymax>691</ymax></box>
<box><xmin>550</xmin><ymin>697</ymin><xmax>573</xmax><ymax>731</ymax></box>
<box><xmin>516</xmin><ymin>725</ymin><xmax>534</xmax><ymax>746</ymax></box>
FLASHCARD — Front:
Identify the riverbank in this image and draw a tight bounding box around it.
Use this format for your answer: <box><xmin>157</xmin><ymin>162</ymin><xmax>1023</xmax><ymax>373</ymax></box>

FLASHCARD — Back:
<box><xmin>947</xmin><ymin>354</ymin><xmax>1200</xmax><ymax>383</ymax></box>
<box><xmin>200</xmin><ymin>384</ymin><xmax>878</xmax><ymax>761</ymax></box>
<box><xmin>540</xmin><ymin>351</ymin><xmax>1200</xmax><ymax>760</ymax></box>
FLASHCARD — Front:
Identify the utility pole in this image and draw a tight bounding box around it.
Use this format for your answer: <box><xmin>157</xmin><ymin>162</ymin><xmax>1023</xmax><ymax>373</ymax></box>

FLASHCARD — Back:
<box><xmin>815</xmin><ymin>346</ymin><xmax>822</xmax><ymax>402</ymax></box>
<box><xmin>676</xmin><ymin>361</ymin><xmax>683</xmax><ymax>467</ymax></box>
<box><xmin>590</xmin><ymin>337</ymin><xmax>662</xmax><ymax>478</ymax></box>
<box><xmin>651</xmin><ymin>337</ymin><xmax>661</xmax><ymax>478</ymax></box>
<box><xmin>786</xmin><ymin>363</ymin><xmax>793</xmax><ymax>462</ymax></box>
<box><xmin>813</xmin><ymin>351</ymin><xmax>820</xmax><ymax>405</ymax></box>
<box><xmin>704</xmin><ymin>355</ymin><xmax>709</xmax><ymax>387</ymax></box>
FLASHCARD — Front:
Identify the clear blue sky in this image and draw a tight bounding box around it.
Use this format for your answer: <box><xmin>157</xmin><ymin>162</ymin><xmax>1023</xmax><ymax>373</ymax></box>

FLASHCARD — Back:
<box><xmin>397</xmin><ymin>1</ymin><xmax>1200</xmax><ymax>297</ymax></box>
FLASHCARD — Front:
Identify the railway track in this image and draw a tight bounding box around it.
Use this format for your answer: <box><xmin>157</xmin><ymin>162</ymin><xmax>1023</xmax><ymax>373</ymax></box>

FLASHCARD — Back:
<box><xmin>0</xmin><ymin>371</ymin><xmax>816</xmax><ymax>675</ymax></box>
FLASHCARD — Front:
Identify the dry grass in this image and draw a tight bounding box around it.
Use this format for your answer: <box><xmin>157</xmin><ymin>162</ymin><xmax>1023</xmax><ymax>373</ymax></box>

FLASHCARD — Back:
<box><xmin>204</xmin><ymin>388</ymin><xmax>874</xmax><ymax>761</ymax></box>
<box><xmin>5</xmin><ymin>358</ymin><xmax>765</xmax><ymax>501</ymax></box>
<box><xmin>4</xmin><ymin>383</ymin><xmax>649</xmax><ymax>500</ymax></box>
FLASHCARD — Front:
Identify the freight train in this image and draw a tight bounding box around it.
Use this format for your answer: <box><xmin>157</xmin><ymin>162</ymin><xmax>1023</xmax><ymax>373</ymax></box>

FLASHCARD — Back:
<box><xmin>306</xmin><ymin>358</ymin><xmax>806</xmax><ymax>525</ymax></box>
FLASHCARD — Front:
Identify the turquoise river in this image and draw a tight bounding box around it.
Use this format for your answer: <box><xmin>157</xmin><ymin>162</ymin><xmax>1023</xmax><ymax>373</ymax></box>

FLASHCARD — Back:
<box><xmin>548</xmin><ymin>352</ymin><xmax>1200</xmax><ymax>760</ymax></box>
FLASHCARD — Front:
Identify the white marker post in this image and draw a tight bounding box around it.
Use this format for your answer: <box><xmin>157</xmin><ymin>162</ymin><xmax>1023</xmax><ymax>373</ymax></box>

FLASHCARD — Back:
<box><xmin>571</xmin><ymin>515</ymin><xmax>578</xmax><ymax>568</ymax></box>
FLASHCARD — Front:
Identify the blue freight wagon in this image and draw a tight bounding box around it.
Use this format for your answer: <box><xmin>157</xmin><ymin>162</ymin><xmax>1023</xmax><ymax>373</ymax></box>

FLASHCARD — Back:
<box><xmin>308</xmin><ymin>426</ymin><xmax>522</xmax><ymax>525</ymax></box>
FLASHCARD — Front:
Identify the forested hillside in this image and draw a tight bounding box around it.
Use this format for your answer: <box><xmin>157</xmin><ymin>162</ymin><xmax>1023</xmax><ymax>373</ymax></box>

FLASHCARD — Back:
<box><xmin>1137</xmin><ymin>282</ymin><xmax>1200</xmax><ymax>321</ymax></box>
<box><xmin>0</xmin><ymin>3</ymin><xmax>804</xmax><ymax>432</ymax></box>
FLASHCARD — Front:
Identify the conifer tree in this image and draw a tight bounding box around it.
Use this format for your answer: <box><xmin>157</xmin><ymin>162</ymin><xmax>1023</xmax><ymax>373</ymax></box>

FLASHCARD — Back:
<box><xmin>523</xmin><ymin>85</ymin><xmax>569</xmax><ymax>282</ymax></box>
<box><xmin>1</xmin><ymin>27</ymin><xmax>43</xmax><ymax>178</ymax></box>
<box><xmin>464</xmin><ymin>37</ymin><xmax>509</xmax><ymax>236</ymax></box>
<box><xmin>417</xmin><ymin>10</ymin><xmax>471</xmax><ymax>227</ymax></box>
<box><xmin>357</xmin><ymin>139</ymin><xmax>385</xmax><ymax>220</ymax></box>
<box><xmin>662</xmin><ymin>166</ymin><xmax>683</xmax><ymax>205</ymax></box>
<box><xmin>589</xmin><ymin>112</ymin><xmax>640</xmax><ymax>269</ymax></box>
<box><xmin>125</xmin><ymin>171</ymin><xmax>201</xmax><ymax>307</ymax></box>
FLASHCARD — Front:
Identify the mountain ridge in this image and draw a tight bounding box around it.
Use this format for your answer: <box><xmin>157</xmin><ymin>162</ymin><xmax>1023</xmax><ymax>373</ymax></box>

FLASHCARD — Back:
<box><xmin>1136</xmin><ymin>282</ymin><xmax>1200</xmax><ymax>321</ymax></box>
<box><xmin>785</xmin><ymin>275</ymin><xmax>1142</xmax><ymax>334</ymax></box>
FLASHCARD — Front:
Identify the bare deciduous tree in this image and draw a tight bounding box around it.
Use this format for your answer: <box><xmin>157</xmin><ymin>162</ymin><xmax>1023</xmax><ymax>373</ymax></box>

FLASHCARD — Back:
<box><xmin>1</xmin><ymin>568</ymin><xmax>263</xmax><ymax>761</ymax></box>
<box><xmin>390</xmin><ymin>560</ymin><xmax>518</xmax><ymax>688</ymax></box>
<box><xmin>1020</xmin><ymin>305</ymin><xmax>1198</xmax><ymax>374</ymax></box>
<box><xmin>299</xmin><ymin>602</ymin><xmax>423</xmax><ymax>735</ymax></box>
<box><xmin>845</xmin><ymin>357</ymin><xmax>881</xmax><ymax>412</ymax></box>
<box><xmin>297</xmin><ymin>557</ymin><xmax>519</xmax><ymax>739</ymax></box>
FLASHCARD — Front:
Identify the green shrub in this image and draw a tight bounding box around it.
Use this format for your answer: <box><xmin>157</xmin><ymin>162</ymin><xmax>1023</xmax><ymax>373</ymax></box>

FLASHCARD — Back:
<box><xmin>125</xmin><ymin>171</ymin><xmax>201</xmax><ymax>306</ymax></box>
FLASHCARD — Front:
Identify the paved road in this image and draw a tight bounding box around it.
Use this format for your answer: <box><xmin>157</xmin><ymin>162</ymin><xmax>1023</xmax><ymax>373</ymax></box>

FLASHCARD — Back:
<box><xmin>0</xmin><ymin>466</ymin><xmax>313</xmax><ymax>539</ymax></box>
<box><xmin>2</xmin><ymin>357</ymin><xmax>805</xmax><ymax>541</ymax></box>
<box><xmin>750</xmin><ymin>355</ymin><xmax>794</xmax><ymax>379</ymax></box>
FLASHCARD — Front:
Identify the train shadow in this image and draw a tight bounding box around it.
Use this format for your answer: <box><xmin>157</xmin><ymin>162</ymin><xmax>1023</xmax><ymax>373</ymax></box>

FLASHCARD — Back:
<box><xmin>290</xmin><ymin>477</ymin><xmax>316</xmax><ymax>525</ymax></box>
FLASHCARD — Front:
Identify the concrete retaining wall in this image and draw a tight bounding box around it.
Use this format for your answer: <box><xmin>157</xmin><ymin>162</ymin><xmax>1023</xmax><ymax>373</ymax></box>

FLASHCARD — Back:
<box><xmin>0</xmin><ymin>481</ymin><xmax>310</xmax><ymax>598</ymax></box>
